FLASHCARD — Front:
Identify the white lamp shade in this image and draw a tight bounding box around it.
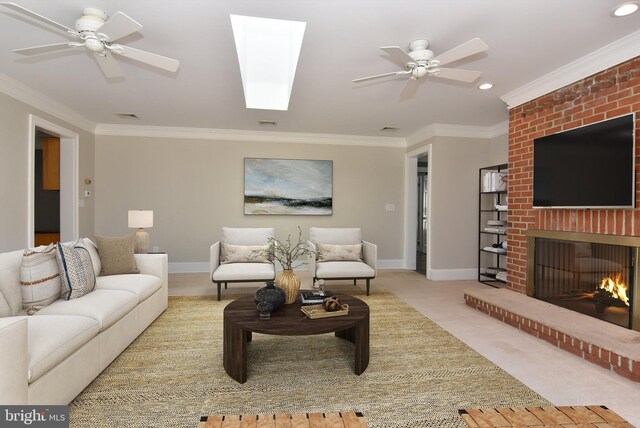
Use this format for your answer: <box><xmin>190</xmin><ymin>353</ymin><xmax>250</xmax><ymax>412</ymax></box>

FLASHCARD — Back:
<box><xmin>128</xmin><ymin>210</ymin><xmax>153</xmax><ymax>228</ymax></box>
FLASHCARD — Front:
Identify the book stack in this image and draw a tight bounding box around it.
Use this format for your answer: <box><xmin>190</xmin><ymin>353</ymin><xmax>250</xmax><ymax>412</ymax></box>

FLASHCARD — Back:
<box><xmin>299</xmin><ymin>290</ymin><xmax>333</xmax><ymax>306</ymax></box>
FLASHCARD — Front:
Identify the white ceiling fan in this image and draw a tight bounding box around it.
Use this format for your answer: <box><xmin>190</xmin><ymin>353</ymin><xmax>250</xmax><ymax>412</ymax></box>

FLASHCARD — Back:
<box><xmin>0</xmin><ymin>2</ymin><xmax>180</xmax><ymax>79</ymax></box>
<box><xmin>353</xmin><ymin>38</ymin><xmax>488</xmax><ymax>86</ymax></box>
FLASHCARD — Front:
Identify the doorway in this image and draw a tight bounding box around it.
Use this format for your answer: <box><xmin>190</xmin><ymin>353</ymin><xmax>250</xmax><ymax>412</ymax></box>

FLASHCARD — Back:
<box><xmin>34</xmin><ymin>131</ymin><xmax>61</xmax><ymax>246</ymax></box>
<box><xmin>416</xmin><ymin>155</ymin><xmax>428</xmax><ymax>274</ymax></box>
<box><xmin>28</xmin><ymin>115</ymin><xmax>79</xmax><ymax>247</ymax></box>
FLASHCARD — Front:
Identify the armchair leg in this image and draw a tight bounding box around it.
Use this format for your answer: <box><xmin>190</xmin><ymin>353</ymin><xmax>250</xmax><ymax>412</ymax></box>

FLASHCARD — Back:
<box><xmin>224</xmin><ymin>283</ymin><xmax>228</xmax><ymax>289</ymax></box>
<box><xmin>217</xmin><ymin>283</ymin><xmax>221</xmax><ymax>301</ymax></box>
<box><xmin>353</xmin><ymin>279</ymin><xmax>357</xmax><ymax>286</ymax></box>
<box><xmin>366</xmin><ymin>279</ymin><xmax>370</xmax><ymax>296</ymax></box>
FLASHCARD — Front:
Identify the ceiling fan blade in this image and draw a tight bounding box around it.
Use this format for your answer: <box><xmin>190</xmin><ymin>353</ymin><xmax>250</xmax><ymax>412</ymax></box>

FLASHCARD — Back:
<box><xmin>380</xmin><ymin>46</ymin><xmax>415</xmax><ymax>66</ymax></box>
<box><xmin>432</xmin><ymin>67</ymin><xmax>481</xmax><ymax>83</ymax></box>
<box><xmin>399</xmin><ymin>79</ymin><xmax>420</xmax><ymax>101</ymax></box>
<box><xmin>353</xmin><ymin>70</ymin><xmax>411</xmax><ymax>83</ymax></box>
<box><xmin>431</xmin><ymin>38</ymin><xmax>488</xmax><ymax>67</ymax></box>
<box><xmin>110</xmin><ymin>45</ymin><xmax>179</xmax><ymax>72</ymax></box>
<box><xmin>97</xmin><ymin>11</ymin><xmax>142</xmax><ymax>42</ymax></box>
<box><xmin>0</xmin><ymin>2</ymin><xmax>76</xmax><ymax>36</ymax></box>
<box><xmin>13</xmin><ymin>42</ymin><xmax>77</xmax><ymax>56</ymax></box>
<box><xmin>94</xmin><ymin>51</ymin><xmax>124</xmax><ymax>79</ymax></box>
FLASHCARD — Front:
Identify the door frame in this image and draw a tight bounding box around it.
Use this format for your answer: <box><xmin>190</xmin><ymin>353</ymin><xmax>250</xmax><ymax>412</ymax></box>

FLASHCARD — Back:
<box><xmin>404</xmin><ymin>144</ymin><xmax>432</xmax><ymax>277</ymax></box>
<box><xmin>28</xmin><ymin>115</ymin><xmax>79</xmax><ymax>246</ymax></box>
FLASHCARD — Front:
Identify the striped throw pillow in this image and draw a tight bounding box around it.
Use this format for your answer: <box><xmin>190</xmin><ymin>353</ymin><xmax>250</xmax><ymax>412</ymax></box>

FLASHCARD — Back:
<box><xmin>56</xmin><ymin>241</ymin><xmax>96</xmax><ymax>300</ymax></box>
<box><xmin>20</xmin><ymin>244</ymin><xmax>62</xmax><ymax>315</ymax></box>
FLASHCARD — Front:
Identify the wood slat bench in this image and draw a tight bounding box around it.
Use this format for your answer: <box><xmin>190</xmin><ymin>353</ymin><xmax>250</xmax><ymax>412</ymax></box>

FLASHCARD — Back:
<box><xmin>459</xmin><ymin>405</ymin><xmax>632</xmax><ymax>427</ymax></box>
<box><xmin>198</xmin><ymin>412</ymin><xmax>367</xmax><ymax>428</ymax></box>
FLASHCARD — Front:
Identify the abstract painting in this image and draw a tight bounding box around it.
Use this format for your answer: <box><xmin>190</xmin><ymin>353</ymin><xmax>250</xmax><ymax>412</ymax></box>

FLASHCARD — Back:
<box><xmin>244</xmin><ymin>158</ymin><xmax>333</xmax><ymax>215</ymax></box>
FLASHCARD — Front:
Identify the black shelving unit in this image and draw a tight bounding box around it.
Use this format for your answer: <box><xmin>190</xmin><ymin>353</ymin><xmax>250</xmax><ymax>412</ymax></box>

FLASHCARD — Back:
<box><xmin>478</xmin><ymin>163</ymin><xmax>508</xmax><ymax>287</ymax></box>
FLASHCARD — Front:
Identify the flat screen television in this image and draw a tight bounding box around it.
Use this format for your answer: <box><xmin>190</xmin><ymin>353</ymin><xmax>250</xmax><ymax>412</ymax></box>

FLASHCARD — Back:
<box><xmin>533</xmin><ymin>113</ymin><xmax>636</xmax><ymax>208</ymax></box>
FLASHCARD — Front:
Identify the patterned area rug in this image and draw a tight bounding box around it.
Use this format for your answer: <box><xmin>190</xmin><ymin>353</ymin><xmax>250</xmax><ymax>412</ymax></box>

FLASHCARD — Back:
<box><xmin>69</xmin><ymin>292</ymin><xmax>549</xmax><ymax>427</ymax></box>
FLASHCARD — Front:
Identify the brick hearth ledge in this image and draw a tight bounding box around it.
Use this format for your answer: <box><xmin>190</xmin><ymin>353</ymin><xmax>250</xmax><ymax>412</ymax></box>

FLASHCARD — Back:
<box><xmin>465</xmin><ymin>287</ymin><xmax>640</xmax><ymax>382</ymax></box>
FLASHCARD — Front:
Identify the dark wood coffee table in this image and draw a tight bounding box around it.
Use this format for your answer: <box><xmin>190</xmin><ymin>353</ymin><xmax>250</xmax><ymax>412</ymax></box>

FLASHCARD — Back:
<box><xmin>223</xmin><ymin>293</ymin><xmax>370</xmax><ymax>383</ymax></box>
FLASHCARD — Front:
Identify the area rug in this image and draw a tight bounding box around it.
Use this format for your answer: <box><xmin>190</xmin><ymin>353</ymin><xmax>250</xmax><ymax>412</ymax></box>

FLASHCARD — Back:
<box><xmin>69</xmin><ymin>292</ymin><xmax>550</xmax><ymax>427</ymax></box>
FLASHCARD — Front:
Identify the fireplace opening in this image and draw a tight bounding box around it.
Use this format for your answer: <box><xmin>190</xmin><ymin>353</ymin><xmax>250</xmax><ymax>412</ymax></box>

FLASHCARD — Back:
<box><xmin>533</xmin><ymin>237</ymin><xmax>634</xmax><ymax>329</ymax></box>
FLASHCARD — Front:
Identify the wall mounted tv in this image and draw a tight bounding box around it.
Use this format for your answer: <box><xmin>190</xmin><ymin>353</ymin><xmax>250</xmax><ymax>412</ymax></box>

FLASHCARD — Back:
<box><xmin>533</xmin><ymin>113</ymin><xmax>636</xmax><ymax>208</ymax></box>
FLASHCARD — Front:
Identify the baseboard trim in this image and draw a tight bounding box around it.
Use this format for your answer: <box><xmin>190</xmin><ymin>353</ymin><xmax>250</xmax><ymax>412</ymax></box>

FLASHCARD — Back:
<box><xmin>169</xmin><ymin>260</ymin><xmax>403</xmax><ymax>273</ymax></box>
<box><xmin>428</xmin><ymin>268</ymin><xmax>477</xmax><ymax>281</ymax></box>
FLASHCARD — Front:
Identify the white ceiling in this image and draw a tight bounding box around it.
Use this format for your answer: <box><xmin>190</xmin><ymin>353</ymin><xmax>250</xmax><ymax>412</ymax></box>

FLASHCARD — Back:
<box><xmin>0</xmin><ymin>0</ymin><xmax>639</xmax><ymax>139</ymax></box>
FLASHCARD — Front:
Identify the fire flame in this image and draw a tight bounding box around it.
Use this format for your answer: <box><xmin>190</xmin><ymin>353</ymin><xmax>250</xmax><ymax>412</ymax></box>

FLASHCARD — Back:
<box><xmin>599</xmin><ymin>274</ymin><xmax>630</xmax><ymax>306</ymax></box>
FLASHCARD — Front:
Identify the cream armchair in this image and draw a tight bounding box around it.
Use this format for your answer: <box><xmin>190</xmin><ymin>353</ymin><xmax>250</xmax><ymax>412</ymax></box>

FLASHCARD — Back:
<box><xmin>210</xmin><ymin>227</ymin><xmax>276</xmax><ymax>301</ymax></box>
<box><xmin>307</xmin><ymin>227</ymin><xmax>377</xmax><ymax>295</ymax></box>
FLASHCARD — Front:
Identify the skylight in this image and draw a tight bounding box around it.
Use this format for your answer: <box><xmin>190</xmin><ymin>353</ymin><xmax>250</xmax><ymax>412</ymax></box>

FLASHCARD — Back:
<box><xmin>230</xmin><ymin>15</ymin><xmax>306</xmax><ymax>111</ymax></box>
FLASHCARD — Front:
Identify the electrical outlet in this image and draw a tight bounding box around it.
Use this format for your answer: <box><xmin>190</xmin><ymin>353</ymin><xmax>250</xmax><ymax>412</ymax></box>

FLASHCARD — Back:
<box><xmin>152</xmin><ymin>246</ymin><xmax>159</xmax><ymax>253</ymax></box>
<box><xmin>385</xmin><ymin>203</ymin><xmax>395</xmax><ymax>212</ymax></box>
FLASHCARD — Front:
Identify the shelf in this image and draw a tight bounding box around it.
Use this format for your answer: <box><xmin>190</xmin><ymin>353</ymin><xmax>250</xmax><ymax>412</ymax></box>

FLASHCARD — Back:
<box><xmin>480</xmin><ymin>248</ymin><xmax>507</xmax><ymax>255</ymax></box>
<box><xmin>478</xmin><ymin>163</ymin><xmax>508</xmax><ymax>288</ymax></box>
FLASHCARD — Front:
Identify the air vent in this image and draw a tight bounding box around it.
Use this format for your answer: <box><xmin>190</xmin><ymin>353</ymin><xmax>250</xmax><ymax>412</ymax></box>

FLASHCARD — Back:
<box><xmin>115</xmin><ymin>112</ymin><xmax>140</xmax><ymax>120</ymax></box>
<box><xmin>258</xmin><ymin>120</ymin><xmax>277</xmax><ymax>126</ymax></box>
<box><xmin>380</xmin><ymin>126</ymin><xmax>399</xmax><ymax>132</ymax></box>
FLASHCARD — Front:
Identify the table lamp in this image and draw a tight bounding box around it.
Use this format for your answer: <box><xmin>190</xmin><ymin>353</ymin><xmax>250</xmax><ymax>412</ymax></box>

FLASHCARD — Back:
<box><xmin>128</xmin><ymin>210</ymin><xmax>153</xmax><ymax>254</ymax></box>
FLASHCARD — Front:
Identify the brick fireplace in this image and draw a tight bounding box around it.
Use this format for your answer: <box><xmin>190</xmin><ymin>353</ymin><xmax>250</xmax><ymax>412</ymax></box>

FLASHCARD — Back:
<box><xmin>508</xmin><ymin>56</ymin><xmax>640</xmax><ymax>293</ymax></box>
<box><xmin>466</xmin><ymin>55</ymin><xmax>640</xmax><ymax>382</ymax></box>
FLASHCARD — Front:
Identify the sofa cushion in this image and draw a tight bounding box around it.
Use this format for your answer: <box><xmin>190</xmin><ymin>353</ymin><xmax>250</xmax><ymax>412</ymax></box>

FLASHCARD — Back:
<box><xmin>34</xmin><ymin>289</ymin><xmax>137</xmax><ymax>332</ymax></box>
<box><xmin>27</xmin><ymin>315</ymin><xmax>100</xmax><ymax>383</ymax></box>
<box><xmin>20</xmin><ymin>244</ymin><xmax>61</xmax><ymax>315</ymax></box>
<box><xmin>315</xmin><ymin>261</ymin><xmax>375</xmax><ymax>279</ymax></box>
<box><xmin>221</xmin><ymin>243</ymin><xmax>270</xmax><ymax>264</ymax></box>
<box><xmin>317</xmin><ymin>243</ymin><xmax>363</xmax><ymax>262</ymax></box>
<box><xmin>0</xmin><ymin>250</ymin><xmax>26</xmax><ymax>317</ymax></box>
<box><xmin>95</xmin><ymin>234</ymin><xmax>139</xmax><ymax>276</ymax></box>
<box><xmin>56</xmin><ymin>241</ymin><xmax>96</xmax><ymax>301</ymax></box>
<box><xmin>212</xmin><ymin>263</ymin><xmax>275</xmax><ymax>282</ymax></box>
<box><xmin>83</xmin><ymin>238</ymin><xmax>102</xmax><ymax>278</ymax></box>
<box><xmin>96</xmin><ymin>274</ymin><xmax>162</xmax><ymax>303</ymax></box>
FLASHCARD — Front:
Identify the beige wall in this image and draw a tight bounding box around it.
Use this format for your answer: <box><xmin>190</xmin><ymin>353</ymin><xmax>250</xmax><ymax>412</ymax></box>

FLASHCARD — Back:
<box><xmin>0</xmin><ymin>92</ymin><xmax>94</xmax><ymax>252</ymax></box>
<box><xmin>94</xmin><ymin>135</ymin><xmax>405</xmax><ymax>267</ymax></box>
<box><xmin>407</xmin><ymin>134</ymin><xmax>506</xmax><ymax>277</ymax></box>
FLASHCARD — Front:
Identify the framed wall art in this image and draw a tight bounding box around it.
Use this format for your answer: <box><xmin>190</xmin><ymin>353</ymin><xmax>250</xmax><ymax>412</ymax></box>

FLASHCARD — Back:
<box><xmin>244</xmin><ymin>158</ymin><xmax>333</xmax><ymax>215</ymax></box>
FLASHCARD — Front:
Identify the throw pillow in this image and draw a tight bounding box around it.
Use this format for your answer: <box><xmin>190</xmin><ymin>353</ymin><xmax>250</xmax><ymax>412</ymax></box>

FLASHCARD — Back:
<box><xmin>94</xmin><ymin>234</ymin><xmax>139</xmax><ymax>276</ymax></box>
<box><xmin>55</xmin><ymin>241</ymin><xmax>96</xmax><ymax>301</ymax></box>
<box><xmin>222</xmin><ymin>243</ymin><xmax>270</xmax><ymax>264</ymax></box>
<box><xmin>317</xmin><ymin>243</ymin><xmax>363</xmax><ymax>262</ymax></box>
<box><xmin>20</xmin><ymin>244</ymin><xmax>61</xmax><ymax>314</ymax></box>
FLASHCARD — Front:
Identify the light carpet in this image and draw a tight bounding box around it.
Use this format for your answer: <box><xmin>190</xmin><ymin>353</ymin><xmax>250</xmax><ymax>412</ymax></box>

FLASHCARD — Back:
<box><xmin>69</xmin><ymin>292</ymin><xmax>549</xmax><ymax>427</ymax></box>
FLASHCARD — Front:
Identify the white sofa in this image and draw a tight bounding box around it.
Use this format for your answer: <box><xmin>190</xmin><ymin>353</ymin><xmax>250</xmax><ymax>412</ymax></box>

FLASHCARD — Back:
<box><xmin>0</xmin><ymin>239</ymin><xmax>168</xmax><ymax>405</ymax></box>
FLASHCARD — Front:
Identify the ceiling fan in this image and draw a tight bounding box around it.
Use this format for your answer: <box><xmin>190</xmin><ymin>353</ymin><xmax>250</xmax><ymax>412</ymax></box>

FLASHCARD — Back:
<box><xmin>0</xmin><ymin>2</ymin><xmax>180</xmax><ymax>79</ymax></box>
<box><xmin>353</xmin><ymin>38</ymin><xmax>488</xmax><ymax>85</ymax></box>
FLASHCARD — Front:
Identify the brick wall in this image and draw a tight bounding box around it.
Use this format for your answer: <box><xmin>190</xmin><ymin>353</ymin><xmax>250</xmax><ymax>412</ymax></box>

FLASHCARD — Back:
<box><xmin>507</xmin><ymin>56</ymin><xmax>640</xmax><ymax>293</ymax></box>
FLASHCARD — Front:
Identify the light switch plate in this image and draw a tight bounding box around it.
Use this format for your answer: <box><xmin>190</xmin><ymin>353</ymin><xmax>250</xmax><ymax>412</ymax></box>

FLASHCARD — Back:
<box><xmin>385</xmin><ymin>203</ymin><xmax>395</xmax><ymax>211</ymax></box>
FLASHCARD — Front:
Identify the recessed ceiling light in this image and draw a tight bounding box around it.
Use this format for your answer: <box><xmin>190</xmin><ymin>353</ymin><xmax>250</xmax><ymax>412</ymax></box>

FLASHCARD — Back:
<box><xmin>479</xmin><ymin>83</ymin><xmax>493</xmax><ymax>90</ymax></box>
<box><xmin>613</xmin><ymin>2</ymin><xmax>639</xmax><ymax>16</ymax></box>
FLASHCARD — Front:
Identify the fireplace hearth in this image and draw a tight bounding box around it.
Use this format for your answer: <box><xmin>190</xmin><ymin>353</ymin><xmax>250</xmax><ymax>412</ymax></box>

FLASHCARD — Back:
<box><xmin>526</xmin><ymin>230</ymin><xmax>640</xmax><ymax>331</ymax></box>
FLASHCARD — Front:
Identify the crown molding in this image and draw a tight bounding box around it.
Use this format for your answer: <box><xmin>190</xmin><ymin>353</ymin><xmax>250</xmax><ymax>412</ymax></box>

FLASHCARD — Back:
<box><xmin>405</xmin><ymin>121</ymin><xmax>508</xmax><ymax>146</ymax></box>
<box><xmin>0</xmin><ymin>73</ymin><xmax>96</xmax><ymax>133</ymax></box>
<box><xmin>501</xmin><ymin>30</ymin><xmax>640</xmax><ymax>109</ymax></box>
<box><xmin>94</xmin><ymin>124</ymin><xmax>407</xmax><ymax>148</ymax></box>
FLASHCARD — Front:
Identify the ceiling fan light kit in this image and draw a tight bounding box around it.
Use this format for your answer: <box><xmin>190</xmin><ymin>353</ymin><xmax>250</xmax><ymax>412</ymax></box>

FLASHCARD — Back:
<box><xmin>0</xmin><ymin>2</ymin><xmax>180</xmax><ymax>79</ymax></box>
<box><xmin>353</xmin><ymin>37</ymin><xmax>488</xmax><ymax>91</ymax></box>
